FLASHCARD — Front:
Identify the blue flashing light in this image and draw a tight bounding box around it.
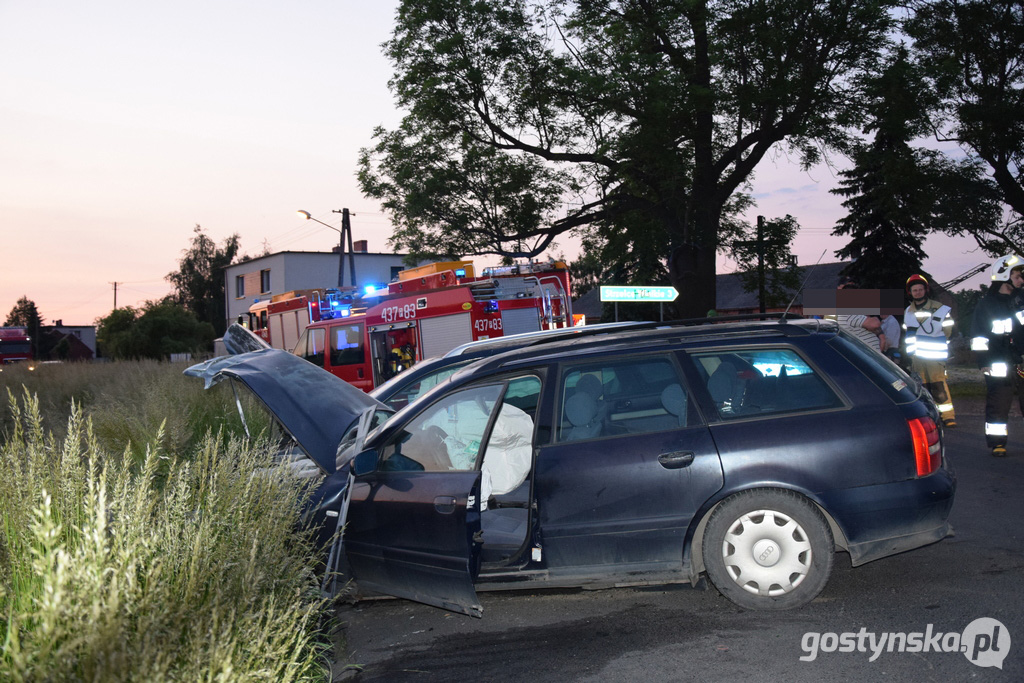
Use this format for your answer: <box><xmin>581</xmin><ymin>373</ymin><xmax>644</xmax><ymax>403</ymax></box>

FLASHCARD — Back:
<box><xmin>455</xmin><ymin>268</ymin><xmax>466</xmax><ymax>278</ymax></box>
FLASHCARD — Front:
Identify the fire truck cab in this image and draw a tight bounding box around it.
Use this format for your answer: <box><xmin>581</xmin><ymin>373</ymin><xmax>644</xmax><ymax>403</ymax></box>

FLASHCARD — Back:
<box><xmin>291</xmin><ymin>260</ymin><xmax>572</xmax><ymax>392</ymax></box>
<box><xmin>0</xmin><ymin>327</ymin><xmax>32</xmax><ymax>366</ymax></box>
<box><xmin>245</xmin><ymin>288</ymin><xmax>352</xmax><ymax>352</ymax></box>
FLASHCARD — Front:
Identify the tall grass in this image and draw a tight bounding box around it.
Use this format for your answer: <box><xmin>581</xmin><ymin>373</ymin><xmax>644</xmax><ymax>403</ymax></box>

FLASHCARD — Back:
<box><xmin>0</xmin><ymin>363</ymin><xmax>334</xmax><ymax>681</ymax></box>
<box><xmin>0</xmin><ymin>360</ymin><xmax>271</xmax><ymax>465</ymax></box>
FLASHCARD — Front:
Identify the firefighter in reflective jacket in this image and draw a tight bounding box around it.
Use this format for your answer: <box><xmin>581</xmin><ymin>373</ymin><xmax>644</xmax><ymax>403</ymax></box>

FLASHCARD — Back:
<box><xmin>389</xmin><ymin>341</ymin><xmax>415</xmax><ymax>376</ymax></box>
<box><xmin>904</xmin><ymin>274</ymin><xmax>956</xmax><ymax>426</ymax></box>
<box><xmin>971</xmin><ymin>254</ymin><xmax>1024</xmax><ymax>456</ymax></box>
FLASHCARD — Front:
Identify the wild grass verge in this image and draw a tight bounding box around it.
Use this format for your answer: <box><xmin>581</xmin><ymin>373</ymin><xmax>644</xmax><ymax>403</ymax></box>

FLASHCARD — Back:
<box><xmin>0</xmin><ymin>359</ymin><xmax>273</xmax><ymax>466</ymax></box>
<box><xmin>1</xmin><ymin>387</ymin><xmax>332</xmax><ymax>681</ymax></box>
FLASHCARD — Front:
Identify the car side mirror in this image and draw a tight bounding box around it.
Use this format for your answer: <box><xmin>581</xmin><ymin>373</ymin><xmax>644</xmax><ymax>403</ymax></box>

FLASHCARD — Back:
<box><xmin>352</xmin><ymin>448</ymin><xmax>379</xmax><ymax>477</ymax></box>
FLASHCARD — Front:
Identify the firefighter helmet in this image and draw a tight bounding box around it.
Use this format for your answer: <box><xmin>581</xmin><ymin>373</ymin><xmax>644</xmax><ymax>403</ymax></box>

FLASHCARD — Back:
<box><xmin>905</xmin><ymin>274</ymin><xmax>930</xmax><ymax>295</ymax></box>
<box><xmin>989</xmin><ymin>254</ymin><xmax>1024</xmax><ymax>282</ymax></box>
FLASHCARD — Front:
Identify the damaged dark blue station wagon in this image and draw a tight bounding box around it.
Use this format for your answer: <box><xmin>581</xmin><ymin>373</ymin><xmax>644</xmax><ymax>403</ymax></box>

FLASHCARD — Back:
<box><xmin>188</xmin><ymin>319</ymin><xmax>956</xmax><ymax>615</ymax></box>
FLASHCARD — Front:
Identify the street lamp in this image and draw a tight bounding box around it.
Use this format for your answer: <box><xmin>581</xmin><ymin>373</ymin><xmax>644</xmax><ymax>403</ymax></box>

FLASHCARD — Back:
<box><xmin>297</xmin><ymin>209</ymin><xmax>356</xmax><ymax>288</ymax></box>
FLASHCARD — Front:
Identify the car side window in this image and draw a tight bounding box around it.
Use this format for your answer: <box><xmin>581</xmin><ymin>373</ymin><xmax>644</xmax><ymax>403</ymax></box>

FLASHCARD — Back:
<box><xmin>379</xmin><ymin>385</ymin><xmax>505</xmax><ymax>472</ymax></box>
<box><xmin>692</xmin><ymin>348</ymin><xmax>841</xmax><ymax>419</ymax></box>
<box><xmin>558</xmin><ymin>356</ymin><xmax>693</xmax><ymax>441</ymax></box>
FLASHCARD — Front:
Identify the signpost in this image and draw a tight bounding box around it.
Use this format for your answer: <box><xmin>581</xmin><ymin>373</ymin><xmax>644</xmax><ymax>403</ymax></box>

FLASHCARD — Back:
<box><xmin>600</xmin><ymin>285</ymin><xmax>680</xmax><ymax>321</ymax></box>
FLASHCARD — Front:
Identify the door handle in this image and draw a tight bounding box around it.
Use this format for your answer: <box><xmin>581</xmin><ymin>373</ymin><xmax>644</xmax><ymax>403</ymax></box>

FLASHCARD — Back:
<box><xmin>434</xmin><ymin>496</ymin><xmax>457</xmax><ymax>514</ymax></box>
<box><xmin>658</xmin><ymin>451</ymin><xmax>695</xmax><ymax>469</ymax></box>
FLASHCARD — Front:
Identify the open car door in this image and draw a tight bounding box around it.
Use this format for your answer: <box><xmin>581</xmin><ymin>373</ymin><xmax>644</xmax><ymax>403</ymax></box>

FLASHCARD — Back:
<box><xmin>344</xmin><ymin>458</ymin><xmax>483</xmax><ymax>616</ymax></box>
<box><xmin>340</xmin><ymin>382</ymin><xmax>519</xmax><ymax>617</ymax></box>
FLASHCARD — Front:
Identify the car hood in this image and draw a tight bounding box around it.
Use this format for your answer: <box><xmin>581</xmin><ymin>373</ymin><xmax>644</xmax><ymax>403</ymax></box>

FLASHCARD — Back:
<box><xmin>184</xmin><ymin>348</ymin><xmax>386</xmax><ymax>474</ymax></box>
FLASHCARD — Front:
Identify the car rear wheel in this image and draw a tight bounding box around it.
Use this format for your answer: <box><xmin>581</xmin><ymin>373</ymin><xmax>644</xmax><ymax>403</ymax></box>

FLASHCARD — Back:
<box><xmin>703</xmin><ymin>489</ymin><xmax>833</xmax><ymax>610</ymax></box>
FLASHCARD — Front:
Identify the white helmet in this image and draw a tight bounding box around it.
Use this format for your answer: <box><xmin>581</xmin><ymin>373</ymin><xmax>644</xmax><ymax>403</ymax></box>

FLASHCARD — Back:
<box><xmin>989</xmin><ymin>254</ymin><xmax>1024</xmax><ymax>281</ymax></box>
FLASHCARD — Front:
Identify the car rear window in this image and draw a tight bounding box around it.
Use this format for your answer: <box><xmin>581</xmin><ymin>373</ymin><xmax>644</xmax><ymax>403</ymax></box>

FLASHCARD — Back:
<box><xmin>829</xmin><ymin>334</ymin><xmax>920</xmax><ymax>405</ymax></box>
<box><xmin>690</xmin><ymin>347</ymin><xmax>842</xmax><ymax>419</ymax></box>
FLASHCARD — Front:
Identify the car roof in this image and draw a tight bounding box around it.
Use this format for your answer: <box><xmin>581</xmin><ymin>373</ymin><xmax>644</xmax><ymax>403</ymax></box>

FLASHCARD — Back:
<box><xmin>373</xmin><ymin>320</ymin><xmax>696</xmax><ymax>402</ymax></box>
<box><xmin>442</xmin><ymin>321</ymin><xmax>653</xmax><ymax>358</ymax></box>
<box><xmin>450</xmin><ymin>316</ymin><xmax>831</xmax><ymax>381</ymax></box>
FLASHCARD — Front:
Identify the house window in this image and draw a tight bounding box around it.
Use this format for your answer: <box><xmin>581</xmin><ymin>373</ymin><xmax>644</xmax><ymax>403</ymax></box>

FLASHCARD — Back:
<box><xmin>235</xmin><ymin>275</ymin><xmax>245</xmax><ymax>298</ymax></box>
<box><xmin>260</xmin><ymin>269</ymin><xmax>271</xmax><ymax>293</ymax></box>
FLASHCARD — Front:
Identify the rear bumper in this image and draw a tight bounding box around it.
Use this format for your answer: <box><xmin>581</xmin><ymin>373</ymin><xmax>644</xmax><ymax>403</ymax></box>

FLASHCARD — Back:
<box><xmin>818</xmin><ymin>468</ymin><xmax>956</xmax><ymax>566</ymax></box>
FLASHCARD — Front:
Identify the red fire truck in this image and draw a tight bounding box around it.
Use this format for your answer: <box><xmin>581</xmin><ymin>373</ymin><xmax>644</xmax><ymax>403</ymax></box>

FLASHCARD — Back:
<box><xmin>245</xmin><ymin>288</ymin><xmax>352</xmax><ymax>352</ymax></box>
<box><xmin>290</xmin><ymin>259</ymin><xmax>573</xmax><ymax>392</ymax></box>
<box><xmin>0</xmin><ymin>327</ymin><xmax>33</xmax><ymax>365</ymax></box>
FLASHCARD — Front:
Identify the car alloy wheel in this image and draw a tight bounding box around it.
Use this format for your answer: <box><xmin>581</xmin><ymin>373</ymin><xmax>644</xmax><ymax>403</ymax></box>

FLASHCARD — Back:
<box><xmin>703</xmin><ymin>488</ymin><xmax>834</xmax><ymax>610</ymax></box>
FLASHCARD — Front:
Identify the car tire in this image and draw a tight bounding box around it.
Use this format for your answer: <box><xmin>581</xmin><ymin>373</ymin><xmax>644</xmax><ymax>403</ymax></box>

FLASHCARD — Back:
<box><xmin>703</xmin><ymin>488</ymin><xmax>833</xmax><ymax>610</ymax></box>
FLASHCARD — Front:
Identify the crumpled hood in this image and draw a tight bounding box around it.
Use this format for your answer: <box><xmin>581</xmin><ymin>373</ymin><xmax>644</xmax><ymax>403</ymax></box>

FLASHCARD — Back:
<box><xmin>184</xmin><ymin>348</ymin><xmax>386</xmax><ymax>473</ymax></box>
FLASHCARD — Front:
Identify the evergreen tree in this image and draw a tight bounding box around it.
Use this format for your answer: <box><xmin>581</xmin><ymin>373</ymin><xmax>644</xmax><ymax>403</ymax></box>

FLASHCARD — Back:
<box><xmin>831</xmin><ymin>48</ymin><xmax>935</xmax><ymax>290</ymax></box>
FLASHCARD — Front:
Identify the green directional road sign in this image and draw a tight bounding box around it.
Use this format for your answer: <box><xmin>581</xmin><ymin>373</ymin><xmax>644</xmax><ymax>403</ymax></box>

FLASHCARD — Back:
<box><xmin>600</xmin><ymin>285</ymin><xmax>679</xmax><ymax>302</ymax></box>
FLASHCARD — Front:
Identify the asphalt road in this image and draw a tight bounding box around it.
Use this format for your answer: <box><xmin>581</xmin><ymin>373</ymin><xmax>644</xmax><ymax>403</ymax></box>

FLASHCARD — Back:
<box><xmin>332</xmin><ymin>395</ymin><xmax>1024</xmax><ymax>682</ymax></box>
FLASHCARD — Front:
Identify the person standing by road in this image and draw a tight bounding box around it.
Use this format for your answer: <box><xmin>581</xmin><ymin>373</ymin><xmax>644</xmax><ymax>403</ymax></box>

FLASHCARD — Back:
<box><xmin>903</xmin><ymin>274</ymin><xmax>956</xmax><ymax>426</ymax></box>
<box><xmin>834</xmin><ymin>279</ymin><xmax>885</xmax><ymax>352</ymax></box>
<box><xmin>880</xmin><ymin>313</ymin><xmax>902</xmax><ymax>361</ymax></box>
<box><xmin>971</xmin><ymin>254</ymin><xmax>1024</xmax><ymax>456</ymax></box>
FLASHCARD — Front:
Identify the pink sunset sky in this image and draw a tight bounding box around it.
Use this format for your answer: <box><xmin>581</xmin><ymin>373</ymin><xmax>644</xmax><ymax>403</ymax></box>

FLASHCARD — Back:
<box><xmin>1</xmin><ymin>1</ymin><xmax>993</xmax><ymax>326</ymax></box>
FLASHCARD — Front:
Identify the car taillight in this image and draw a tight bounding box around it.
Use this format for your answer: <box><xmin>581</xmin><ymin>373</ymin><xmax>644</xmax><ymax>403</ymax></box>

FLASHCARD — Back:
<box><xmin>909</xmin><ymin>416</ymin><xmax>940</xmax><ymax>476</ymax></box>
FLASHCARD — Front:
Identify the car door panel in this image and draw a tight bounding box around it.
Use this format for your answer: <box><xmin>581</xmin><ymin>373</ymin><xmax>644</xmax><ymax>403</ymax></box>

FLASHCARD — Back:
<box><xmin>535</xmin><ymin>425</ymin><xmax>722</xmax><ymax>571</ymax></box>
<box><xmin>344</xmin><ymin>471</ymin><xmax>483</xmax><ymax>617</ymax></box>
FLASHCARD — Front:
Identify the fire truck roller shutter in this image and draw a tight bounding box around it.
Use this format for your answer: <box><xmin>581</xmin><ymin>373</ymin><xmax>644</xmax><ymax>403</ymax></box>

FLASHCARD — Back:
<box><xmin>283</xmin><ymin>309</ymin><xmax>310</xmax><ymax>352</ymax></box>
<box><xmin>419</xmin><ymin>313</ymin><xmax>474</xmax><ymax>359</ymax></box>
<box><xmin>501</xmin><ymin>307</ymin><xmax>542</xmax><ymax>336</ymax></box>
<box><xmin>269</xmin><ymin>315</ymin><xmax>285</xmax><ymax>350</ymax></box>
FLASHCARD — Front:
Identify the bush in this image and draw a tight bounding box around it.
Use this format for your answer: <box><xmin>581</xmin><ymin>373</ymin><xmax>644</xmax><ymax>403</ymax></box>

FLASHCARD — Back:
<box><xmin>1</xmin><ymin>391</ymin><xmax>331</xmax><ymax>681</ymax></box>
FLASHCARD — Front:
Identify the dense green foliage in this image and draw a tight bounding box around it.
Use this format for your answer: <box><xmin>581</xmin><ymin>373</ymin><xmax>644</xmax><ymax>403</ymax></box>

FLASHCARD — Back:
<box><xmin>166</xmin><ymin>225</ymin><xmax>242</xmax><ymax>337</ymax></box>
<box><xmin>96</xmin><ymin>300</ymin><xmax>215</xmax><ymax>361</ymax></box>
<box><xmin>831</xmin><ymin>47</ymin><xmax>1003</xmax><ymax>288</ymax></box>
<box><xmin>907</xmin><ymin>0</ymin><xmax>1024</xmax><ymax>226</ymax></box>
<box><xmin>360</xmin><ymin>0</ymin><xmax>895</xmax><ymax>316</ymax></box>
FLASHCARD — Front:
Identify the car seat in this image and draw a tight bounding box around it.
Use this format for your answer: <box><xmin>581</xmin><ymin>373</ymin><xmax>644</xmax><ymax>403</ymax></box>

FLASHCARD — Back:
<box><xmin>563</xmin><ymin>391</ymin><xmax>602</xmax><ymax>440</ymax></box>
<box><xmin>707</xmin><ymin>361</ymin><xmax>745</xmax><ymax>415</ymax></box>
<box><xmin>660</xmin><ymin>383</ymin><xmax>688</xmax><ymax>426</ymax></box>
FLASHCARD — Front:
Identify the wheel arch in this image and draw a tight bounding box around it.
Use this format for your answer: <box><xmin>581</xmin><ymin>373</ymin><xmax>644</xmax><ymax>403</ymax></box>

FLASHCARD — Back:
<box><xmin>684</xmin><ymin>485</ymin><xmax>850</xmax><ymax>584</ymax></box>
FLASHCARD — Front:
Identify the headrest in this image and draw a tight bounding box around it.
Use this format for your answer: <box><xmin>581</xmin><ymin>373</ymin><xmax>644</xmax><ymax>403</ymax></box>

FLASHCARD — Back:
<box><xmin>708</xmin><ymin>361</ymin><xmax>739</xmax><ymax>402</ymax></box>
<box><xmin>660</xmin><ymin>383</ymin><xmax>687</xmax><ymax>416</ymax></box>
<box><xmin>565</xmin><ymin>391</ymin><xmax>598</xmax><ymax>427</ymax></box>
<box><xmin>575</xmin><ymin>374</ymin><xmax>604</xmax><ymax>399</ymax></box>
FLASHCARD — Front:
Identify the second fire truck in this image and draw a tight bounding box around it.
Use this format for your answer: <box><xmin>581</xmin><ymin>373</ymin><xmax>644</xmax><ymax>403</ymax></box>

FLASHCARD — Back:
<box><xmin>287</xmin><ymin>259</ymin><xmax>573</xmax><ymax>392</ymax></box>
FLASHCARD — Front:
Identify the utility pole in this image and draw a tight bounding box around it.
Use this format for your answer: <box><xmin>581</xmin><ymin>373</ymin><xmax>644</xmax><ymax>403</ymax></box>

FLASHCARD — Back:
<box><xmin>734</xmin><ymin>216</ymin><xmax>786</xmax><ymax>314</ymax></box>
<box><xmin>332</xmin><ymin>208</ymin><xmax>356</xmax><ymax>287</ymax></box>
<box><xmin>109</xmin><ymin>282</ymin><xmax>122</xmax><ymax>309</ymax></box>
